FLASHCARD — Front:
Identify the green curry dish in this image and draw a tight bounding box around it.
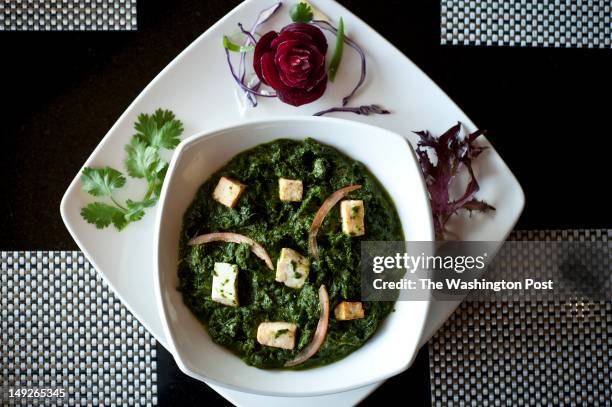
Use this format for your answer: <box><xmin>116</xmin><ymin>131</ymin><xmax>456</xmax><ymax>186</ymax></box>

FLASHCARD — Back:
<box><xmin>178</xmin><ymin>138</ymin><xmax>403</xmax><ymax>369</ymax></box>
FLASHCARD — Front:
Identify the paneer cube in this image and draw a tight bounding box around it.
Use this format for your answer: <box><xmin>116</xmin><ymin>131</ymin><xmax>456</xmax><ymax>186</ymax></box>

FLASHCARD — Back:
<box><xmin>276</xmin><ymin>248</ymin><xmax>309</xmax><ymax>289</ymax></box>
<box><xmin>334</xmin><ymin>301</ymin><xmax>365</xmax><ymax>320</ymax></box>
<box><xmin>256</xmin><ymin>321</ymin><xmax>297</xmax><ymax>350</ymax></box>
<box><xmin>211</xmin><ymin>262</ymin><xmax>239</xmax><ymax>307</ymax></box>
<box><xmin>340</xmin><ymin>200</ymin><xmax>365</xmax><ymax>236</ymax></box>
<box><xmin>213</xmin><ymin>176</ymin><xmax>246</xmax><ymax>208</ymax></box>
<box><xmin>279</xmin><ymin>178</ymin><xmax>303</xmax><ymax>202</ymax></box>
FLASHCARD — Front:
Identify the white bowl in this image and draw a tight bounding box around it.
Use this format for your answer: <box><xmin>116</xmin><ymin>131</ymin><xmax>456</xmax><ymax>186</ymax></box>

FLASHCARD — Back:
<box><xmin>154</xmin><ymin>116</ymin><xmax>435</xmax><ymax>396</ymax></box>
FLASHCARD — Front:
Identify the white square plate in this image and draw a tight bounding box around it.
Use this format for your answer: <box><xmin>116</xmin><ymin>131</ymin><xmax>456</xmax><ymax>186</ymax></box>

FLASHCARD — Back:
<box><xmin>60</xmin><ymin>0</ymin><xmax>524</xmax><ymax>405</ymax></box>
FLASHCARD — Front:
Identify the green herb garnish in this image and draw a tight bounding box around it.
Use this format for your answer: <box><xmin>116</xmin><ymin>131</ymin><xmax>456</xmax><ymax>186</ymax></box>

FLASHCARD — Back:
<box><xmin>223</xmin><ymin>36</ymin><xmax>255</xmax><ymax>53</ymax></box>
<box><xmin>275</xmin><ymin>329</ymin><xmax>290</xmax><ymax>338</ymax></box>
<box><xmin>81</xmin><ymin>167</ymin><xmax>126</xmax><ymax>198</ymax></box>
<box><xmin>80</xmin><ymin>201</ymin><xmax>125</xmax><ymax>230</ymax></box>
<box><xmin>290</xmin><ymin>260</ymin><xmax>303</xmax><ymax>279</ymax></box>
<box><xmin>290</xmin><ymin>2</ymin><xmax>313</xmax><ymax>23</ymax></box>
<box><xmin>328</xmin><ymin>17</ymin><xmax>344</xmax><ymax>82</ymax></box>
<box><xmin>80</xmin><ymin>109</ymin><xmax>184</xmax><ymax>231</ymax></box>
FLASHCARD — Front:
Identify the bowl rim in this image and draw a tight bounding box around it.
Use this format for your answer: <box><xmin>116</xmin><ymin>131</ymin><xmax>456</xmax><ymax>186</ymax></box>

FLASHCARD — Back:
<box><xmin>153</xmin><ymin>115</ymin><xmax>435</xmax><ymax>396</ymax></box>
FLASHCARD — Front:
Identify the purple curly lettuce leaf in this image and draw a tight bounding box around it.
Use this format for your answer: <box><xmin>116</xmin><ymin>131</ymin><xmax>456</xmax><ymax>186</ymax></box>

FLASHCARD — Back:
<box><xmin>415</xmin><ymin>123</ymin><xmax>495</xmax><ymax>240</ymax></box>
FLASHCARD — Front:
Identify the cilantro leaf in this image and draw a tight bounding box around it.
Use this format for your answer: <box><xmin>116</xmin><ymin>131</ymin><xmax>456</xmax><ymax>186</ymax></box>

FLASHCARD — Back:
<box><xmin>81</xmin><ymin>167</ymin><xmax>126</xmax><ymax>197</ymax></box>
<box><xmin>147</xmin><ymin>159</ymin><xmax>168</xmax><ymax>181</ymax></box>
<box><xmin>274</xmin><ymin>329</ymin><xmax>290</xmax><ymax>338</ymax></box>
<box><xmin>290</xmin><ymin>2</ymin><xmax>313</xmax><ymax>23</ymax></box>
<box><xmin>80</xmin><ymin>109</ymin><xmax>184</xmax><ymax>231</ymax></box>
<box><xmin>124</xmin><ymin>138</ymin><xmax>161</xmax><ymax>179</ymax></box>
<box><xmin>134</xmin><ymin>109</ymin><xmax>184</xmax><ymax>150</ymax></box>
<box><xmin>81</xmin><ymin>202</ymin><xmax>127</xmax><ymax>230</ymax></box>
<box><xmin>147</xmin><ymin>162</ymin><xmax>168</xmax><ymax>199</ymax></box>
<box><xmin>125</xmin><ymin>199</ymin><xmax>157</xmax><ymax>222</ymax></box>
<box><xmin>112</xmin><ymin>213</ymin><xmax>129</xmax><ymax>230</ymax></box>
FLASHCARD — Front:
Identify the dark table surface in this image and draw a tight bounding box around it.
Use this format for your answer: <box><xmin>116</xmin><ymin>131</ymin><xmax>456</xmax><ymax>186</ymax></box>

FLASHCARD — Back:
<box><xmin>2</xmin><ymin>0</ymin><xmax>610</xmax><ymax>405</ymax></box>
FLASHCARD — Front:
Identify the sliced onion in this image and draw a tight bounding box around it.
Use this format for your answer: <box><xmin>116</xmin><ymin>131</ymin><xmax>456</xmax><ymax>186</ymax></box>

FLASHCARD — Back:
<box><xmin>188</xmin><ymin>232</ymin><xmax>274</xmax><ymax>270</ymax></box>
<box><xmin>285</xmin><ymin>284</ymin><xmax>329</xmax><ymax>367</ymax></box>
<box><xmin>308</xmin><ymin>184</ymin><xmax>362</xmax><ymax>257</ymax></box>
<box><xmin>225</xmin><ymin>47</ymin><xmax>278</xmax><ymax>98</ymax></box>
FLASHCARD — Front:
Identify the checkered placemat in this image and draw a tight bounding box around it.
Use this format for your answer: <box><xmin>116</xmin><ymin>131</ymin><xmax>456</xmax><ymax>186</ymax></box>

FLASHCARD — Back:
<box><xmin>429</xmin><ymin>229</ymin><xmax>612</xmax><ymax>406</ymax></box>
<box><xmin>0</xmin><ymin>252</ymin><xmax>157</xmax><ymax>406</ymax></box>
<box><xmin>441</xmin><ymin>0</ymin><xmax>611</xmax><ymax>48</ymax></box>
<box><xmin>0</xmin><ymin>0</ymin><xmax>137</xmax><ymax>31</ymax></box>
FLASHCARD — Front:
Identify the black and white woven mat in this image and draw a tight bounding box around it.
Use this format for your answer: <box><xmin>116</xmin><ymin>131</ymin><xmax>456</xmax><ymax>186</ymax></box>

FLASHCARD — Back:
<box><xmin>0</xmin><ymin>0</ymin><xmax>137</xmax><ymax>31</ymax></box>
<box><xmin>0</xmin><ymin>251</ymin><xmax>157</xmax><ymax>406</ymax></box>
<box><xmin>441</xmin><ymin>0</ymin><xmax>611</xmax><ymax>48</ymax></box>
<box><xmin>429</xmin><ymin>229</ymin><xmax>612</xmax><ymax>406</ymax></box>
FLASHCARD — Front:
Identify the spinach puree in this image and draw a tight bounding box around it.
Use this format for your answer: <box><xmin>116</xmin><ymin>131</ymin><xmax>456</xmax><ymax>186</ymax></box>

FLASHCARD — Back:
<box><xmin>178</xmin><ymin>138</ymin><xmax>403</xmax><ymax>369</ymax></box>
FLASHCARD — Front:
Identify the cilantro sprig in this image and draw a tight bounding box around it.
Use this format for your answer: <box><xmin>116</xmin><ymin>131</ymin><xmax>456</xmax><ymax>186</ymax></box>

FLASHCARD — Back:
<box><xmin>290</xmin><ymin>2</ymin><xmax>313</xmax><ymax>23</ymax></box>
<box><xmin>80</xmin><ymin>109</ymin><xmax>184</xmax><ymax>231</ymax></box>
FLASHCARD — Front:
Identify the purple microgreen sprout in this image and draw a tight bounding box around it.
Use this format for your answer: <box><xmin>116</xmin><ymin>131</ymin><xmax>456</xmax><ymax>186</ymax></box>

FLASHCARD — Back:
<box><xmin>314</xmin><ymin>104</ymin><xmax>389</xmax><ymax>116</ymax></box>
<box><xmin>414</xmin><ymin>123</ymin><xmax>495</xmax><ymax>240</ymax></box>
